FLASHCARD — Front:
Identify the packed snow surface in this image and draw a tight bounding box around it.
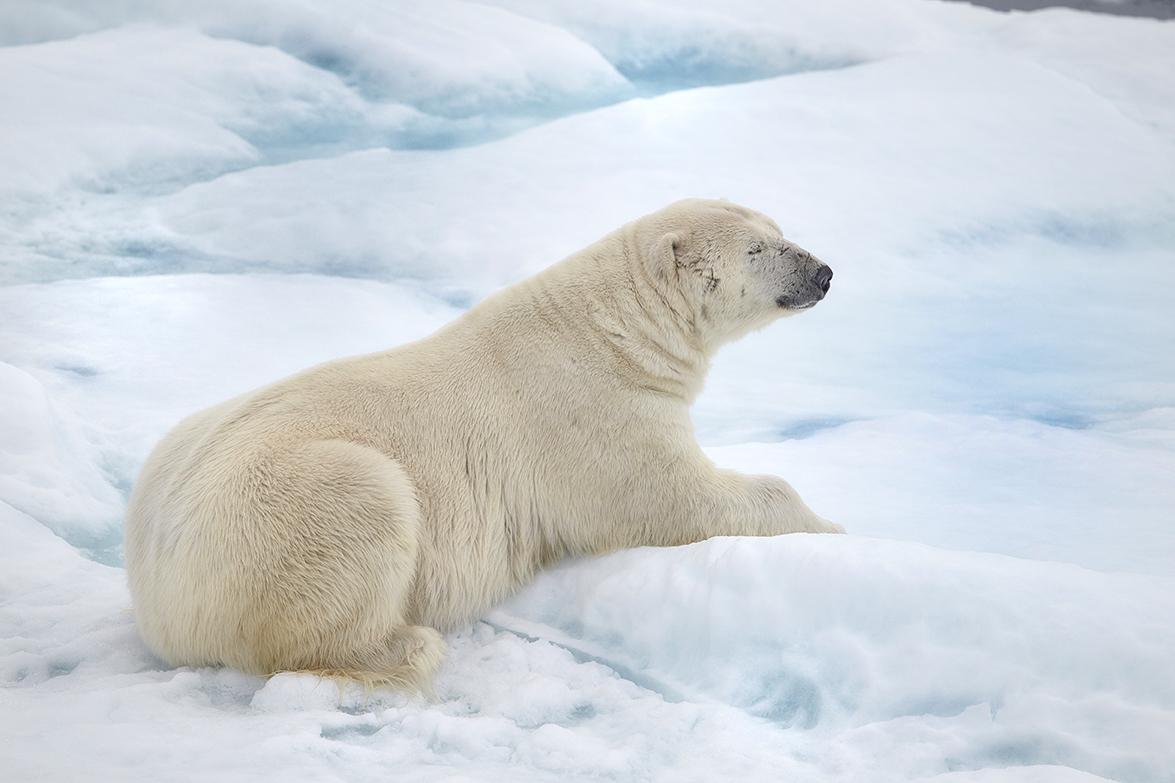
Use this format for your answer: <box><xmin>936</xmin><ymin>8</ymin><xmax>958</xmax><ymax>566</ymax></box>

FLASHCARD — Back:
<box><xmin>2</xmin><ymin>1</ymin><xmax>1174</xmax><ymax>781</ymax></box>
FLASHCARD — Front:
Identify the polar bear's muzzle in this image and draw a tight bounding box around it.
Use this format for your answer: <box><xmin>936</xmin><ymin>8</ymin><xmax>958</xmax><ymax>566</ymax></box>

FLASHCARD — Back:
<box><xmin>776</xmin><ymin>263</ymin><xmax>833</xmax><ymax>310</ymax></box>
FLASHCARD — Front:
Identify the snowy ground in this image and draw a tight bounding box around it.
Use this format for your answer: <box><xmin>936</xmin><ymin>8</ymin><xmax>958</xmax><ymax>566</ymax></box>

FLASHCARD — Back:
<box><xmin>2</xmin><ymin>1</ymin><xmax>1174</xmax><ymax>781</ymax></box>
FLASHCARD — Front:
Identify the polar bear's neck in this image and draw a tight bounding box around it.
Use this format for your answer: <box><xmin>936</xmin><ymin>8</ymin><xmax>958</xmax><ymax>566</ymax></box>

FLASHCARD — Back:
<box><xmin>459</xmin><ymin>233</ymin><xmax>714</xmax><ymax>404</ymax></box>
<box><xmin>572</xmin><ymin>236</ymin><xmax>715</xmax><ymax>400</ymax></box>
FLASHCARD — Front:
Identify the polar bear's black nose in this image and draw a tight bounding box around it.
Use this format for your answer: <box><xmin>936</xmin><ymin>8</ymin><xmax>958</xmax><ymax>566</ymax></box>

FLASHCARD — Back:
<box><xmin>815</xmin><ymin>265</ymin><xmax>833</xmax><ymax>295</ymax></box>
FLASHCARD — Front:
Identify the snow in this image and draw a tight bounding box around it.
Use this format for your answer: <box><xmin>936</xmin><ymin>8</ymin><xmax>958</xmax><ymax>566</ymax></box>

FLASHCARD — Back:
<box><xmin>1</xmin><ymin>0</ymin><xmax>1173</xmax><ymax>781</ymax></box>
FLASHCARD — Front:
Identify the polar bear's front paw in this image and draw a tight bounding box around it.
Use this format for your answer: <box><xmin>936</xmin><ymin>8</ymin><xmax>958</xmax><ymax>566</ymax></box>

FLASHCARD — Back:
<box><xmin>818</xmin><ymin>519</ymin><xmax>846</xmax><ymax>534</ymax></box>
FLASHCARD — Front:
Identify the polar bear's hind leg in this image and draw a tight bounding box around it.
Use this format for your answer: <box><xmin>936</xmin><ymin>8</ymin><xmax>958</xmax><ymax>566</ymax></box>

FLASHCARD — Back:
<box><xmin>295</xmin><ymin>625</ymin><xmax>447</xmax><ymax>696</ymax></box>
<box><xmin>235</xmin><ymin>439</ymin><xmax>443</xmax><ymax>692</ymax></box>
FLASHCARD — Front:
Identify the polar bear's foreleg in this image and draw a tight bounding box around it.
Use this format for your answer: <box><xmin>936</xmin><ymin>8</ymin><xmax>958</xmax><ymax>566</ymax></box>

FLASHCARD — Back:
<box><xmin>621</xmin><ymin>460</ymin><xmax>844</xmax><ymax>549</ymax></box>
<box><xmin>735</xmin><ymin>472</ymin><xmax>845</xmax><ymax>535</ymax></box>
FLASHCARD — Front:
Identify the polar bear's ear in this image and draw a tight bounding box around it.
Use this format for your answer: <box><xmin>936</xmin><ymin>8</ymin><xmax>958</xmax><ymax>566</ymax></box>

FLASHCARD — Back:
<box><xmin>649</xmin><ymin>232</ymin><xmax>680</xmax><ymax>280</ymax></box>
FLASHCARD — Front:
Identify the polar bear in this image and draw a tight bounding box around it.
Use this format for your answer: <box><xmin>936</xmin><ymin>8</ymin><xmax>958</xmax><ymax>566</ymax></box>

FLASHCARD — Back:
<box><xmin>124</xmin><ymin>198</ymin><xmax>842</xmax><ymax>692</ymax></box>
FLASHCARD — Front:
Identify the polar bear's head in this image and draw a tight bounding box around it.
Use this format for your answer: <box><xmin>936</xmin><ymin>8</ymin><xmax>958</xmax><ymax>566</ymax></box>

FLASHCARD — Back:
<box><xmin>639</xmin><ymin>199</ymin><xmax>832</xmax><ymax>349</ymax></box>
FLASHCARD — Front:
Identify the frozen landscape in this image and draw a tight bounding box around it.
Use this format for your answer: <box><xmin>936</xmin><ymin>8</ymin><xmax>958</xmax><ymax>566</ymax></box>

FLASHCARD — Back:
<box><xmin>2</xmin><ymin>0</ymin><xmax>1174</xmax><ymax>780</ymax></box>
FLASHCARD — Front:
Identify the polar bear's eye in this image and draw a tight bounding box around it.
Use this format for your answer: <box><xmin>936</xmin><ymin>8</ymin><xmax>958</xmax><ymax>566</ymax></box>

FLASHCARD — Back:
<box><xmin>748</xmin><ymin>243</ymin><xmax>764</xmax><ymax>255</ymax></box>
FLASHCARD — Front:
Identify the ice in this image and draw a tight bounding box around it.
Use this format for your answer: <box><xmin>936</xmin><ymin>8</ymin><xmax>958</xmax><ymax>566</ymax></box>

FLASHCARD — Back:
<box><xmin>704</xmin><ymin>414</ymin><xmax>1175</xmax><ymax>575</ymax></box>
<box><xmin>2</xmin><ymin>0</ymin><xmax>1174</xmax><ymax>781</ymax></box>
<box><xmin>0</xmin><ymin>362</ymin><xmax>124</xmax><ymax>559</ymax></box>
<box><xmin>0</xmin><ymin>1</ymin><xmax>631</xmax><ymax>171</ymax></box>
<box><xmin>481</xmin><ymin>0</ymin><xmax>882</xmax><ymax>92</ymax></box>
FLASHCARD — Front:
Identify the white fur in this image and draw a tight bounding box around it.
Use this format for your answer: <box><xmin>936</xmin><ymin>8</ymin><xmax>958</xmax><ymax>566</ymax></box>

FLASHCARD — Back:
<box><xmin>124</xmin><ymin>198</ymin><xmax>843</xmax><ymax>692</ymax></box>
